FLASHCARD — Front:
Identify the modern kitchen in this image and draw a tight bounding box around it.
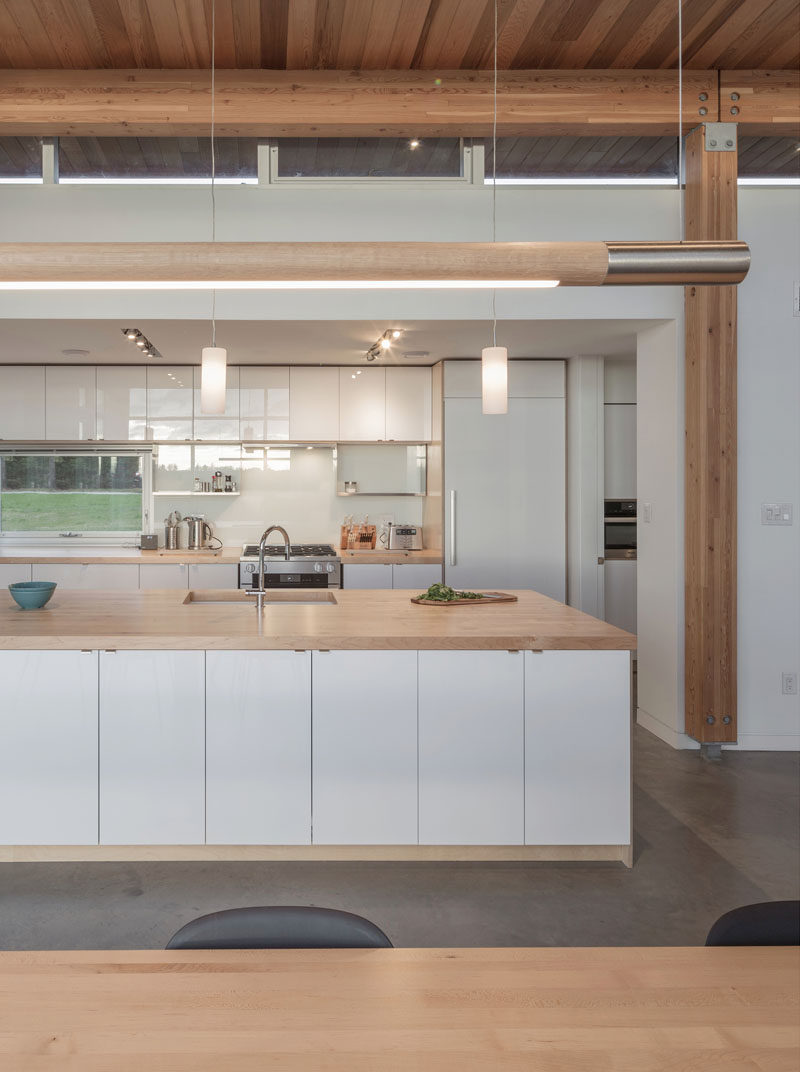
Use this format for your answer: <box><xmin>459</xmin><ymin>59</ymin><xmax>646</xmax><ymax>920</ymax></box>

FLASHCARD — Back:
<box><xmin>0</xmin><ymin>1</ymin><xmax>797</xmax><ymax>1068</ymax></box>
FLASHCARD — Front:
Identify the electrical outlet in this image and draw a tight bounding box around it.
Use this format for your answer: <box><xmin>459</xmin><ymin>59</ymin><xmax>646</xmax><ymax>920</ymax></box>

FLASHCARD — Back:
<box><xmin>782</xmin><ymin>673</ymin><xmax>798</xmax><ymax>696</ymax></box>
<box><xmin>794</xmin><ymin>281</ymin><xmax>800</xmax><ymax>317</ymax></box>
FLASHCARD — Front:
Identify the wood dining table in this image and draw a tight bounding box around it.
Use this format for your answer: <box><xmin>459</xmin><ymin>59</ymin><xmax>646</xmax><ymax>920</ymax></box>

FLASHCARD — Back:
<box><xmin>0</xmin><ymin>946</ymin><xmax>797</xmax><ymax>1071</ymax></box>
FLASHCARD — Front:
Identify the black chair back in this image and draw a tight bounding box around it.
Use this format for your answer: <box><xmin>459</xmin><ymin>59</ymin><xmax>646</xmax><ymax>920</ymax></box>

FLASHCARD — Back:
<box><xmin>705</xmin><ymin>901</ymin><xmax>800</xmax><ymax>946</ymax></box>
<box><xmin>166</xmin><ymin>905</ymin><xmax>393</xmax><ymax>950</ymax></box>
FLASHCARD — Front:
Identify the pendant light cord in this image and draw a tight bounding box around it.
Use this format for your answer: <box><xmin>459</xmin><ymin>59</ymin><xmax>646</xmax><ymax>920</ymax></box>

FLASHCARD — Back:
<box><xmin>210</xmin><ymin>0</ymin><xmax>217</xmax><ymax>347</ymax></box>
<box><xmin>491</xmin><ymin>0</ymin><xmax>498</xmax><ymax>348</ymax></box>
<box><xmin>677</xmin><ymin>0</ymin><xmax>684</xmax><ymax>241</ymax></box>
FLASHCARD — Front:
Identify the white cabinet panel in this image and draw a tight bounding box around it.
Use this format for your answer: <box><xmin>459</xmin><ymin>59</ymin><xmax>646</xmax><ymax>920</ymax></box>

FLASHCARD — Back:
<box><xmin>31</xmin><ymin>563</ymin><xmax>140</xmax><ymax>590</ymax></box>
<box><xmin>239</xmin><ymin>367</ymin><xmax>290</xmax><ymax>440</ymax></box>
<box><xmin>99</xmin><ymin>650</ymin><xmax>205</xmax><ymax>844</ymax></box>
<box><xmin>289</xmin><ymin>367</ymin><xmax>339</xmax><ymax>441</ymax></box>
<box><xmin>188</xmin><ymin>563</ymin><xmax>239</xmax><ymax>589</ymax></box>
<box><xmin>444</xmin><ymin>396</ymin><xmax>566</xmax><ymax>598</ymax></box>
<box><xmin>604</xmin><ymin>404</ymin><xmax>637</xmax><ymax>498</ymax></box>
<box><xmin>312</xmin><ymin>650</ymin><xmax>417</xmax><ymax>844</ymax></box>
<box><xmin>604</xmin><ymin>559</ymin><xmax>637</xmax><ymax>636</ymax></box>
<box><xmin>0</xmin><ymin>366</ymin><xmax>45</xmax><ymax>440</ymax></box>
<box><xmin>206</xmin><ymin>651</ymin><xmax>311</xmax><ymax>844</ymax></box>
<box><xmin>385</xmin><ymin>368</ymin><xmax>432</xmax><ymax>442</ymax></box>
<box><xmin>0</xmin><ymin>650</ymin><xmax>98</xmax><ymax>844</ymax></box>
<box><xmin>525</xmin><ymin>650</ymin><xmax>630</xmax><ymax>845</ymax></box>
<box><xmin>392</xmin><ymin>563</ymin><xmax>442</xmax><ymax>589</ymax></box>
<box><xmin>342</xmin><ymin>563</ymin><xmax>393</xmax><ymax>589</ymax></box>
<box><xmin>444</xmin><ymin>359</ymin><xmax>565</xmax><ymax>399</ymax></box>
<box><xmin>139</xmin><ymin>563</ymin><xmax>189</xmax><ymax>589</ymax></box>
<box><xmin>146</xmin><ymin>366</ymin><xmax>193</xmax><ymax>441</ymax></box>
<box><xmin>339</xmin><ymin>368</ymin><xmax>385</xmax><ymax>441</ymax></box>
<box><xmin>96</xmin><ymin>366</ymin><xmax>147</xmax><ymax>441</ymax></box>
<box><xmin>419</xmin><ymin>650</ymin><xmax>524</xmax><ymax>845</ymax></box>
<box><xmin>192</xmin><ymin>366</ymin><xmax>240</xmax><ymax>441</ymax></box>
<box><xmin>0</xmin><ymin>563</ymin><xmax>32</xmax><ymax>585</ymax></box>
<box><xmin>45</xmin><ymin>366</ymin><xmax>97</xmax><ymax>440</ymax></box>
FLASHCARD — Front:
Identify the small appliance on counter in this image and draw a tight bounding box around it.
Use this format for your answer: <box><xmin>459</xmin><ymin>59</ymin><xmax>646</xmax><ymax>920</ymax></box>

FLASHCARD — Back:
<box><xmin>139</xmin><ymin>533</ymin><xmax>158</xmax><ymax>551</ymax></box>
<box><xmin>185</xmin><ymin>515</ymin><xmax>221</xmax><ymax>551</ymax></box>
<box><xmin>385</xmin><ymin>523</ymin><xmax>423</xmax><ymax>551</ymax></box>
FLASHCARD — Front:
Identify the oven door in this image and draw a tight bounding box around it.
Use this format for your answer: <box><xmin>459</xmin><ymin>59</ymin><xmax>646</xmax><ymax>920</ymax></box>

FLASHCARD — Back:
<box><xmin>604</xmin><ymin>520</ymin><xmax>637</xmax><ymax>553</ymax></box>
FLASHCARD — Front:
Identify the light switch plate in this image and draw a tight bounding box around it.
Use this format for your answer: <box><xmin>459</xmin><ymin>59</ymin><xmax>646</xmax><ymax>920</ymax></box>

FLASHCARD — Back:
<box><xmin>793</xmin><ymin>281</ymin><xmax>800</xmax><ymax>317</ymax></box>
<box><xmin>642</xmin><ymin>501</ymin><xmax>653</xmax><ymax>523</ymax></box>
<box><xmin>761</xmin><ymin>503</ymin><xmax>793</xmax><ymax>526</ymax></box>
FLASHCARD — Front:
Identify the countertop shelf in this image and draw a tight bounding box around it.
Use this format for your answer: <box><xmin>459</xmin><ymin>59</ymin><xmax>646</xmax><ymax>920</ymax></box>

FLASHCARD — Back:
<box><xmin>153</xmin><ymin>491</ymin><xmax>240</xmax><ymax>497</ymax></box>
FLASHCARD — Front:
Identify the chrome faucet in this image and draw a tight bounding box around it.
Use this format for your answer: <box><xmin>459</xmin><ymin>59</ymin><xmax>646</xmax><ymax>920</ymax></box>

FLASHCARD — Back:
<box><xmin>248</xmin><ymin>525</ymin><xmax>291</xmax><ymax>612</ymax></box>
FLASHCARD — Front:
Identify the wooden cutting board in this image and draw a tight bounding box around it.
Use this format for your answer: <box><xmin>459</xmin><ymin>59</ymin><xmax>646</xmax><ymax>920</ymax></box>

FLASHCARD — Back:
<box><xmin>411</xmin><ymin>592</ymin><xmax>518</xmax><ymax>606</ymax></box>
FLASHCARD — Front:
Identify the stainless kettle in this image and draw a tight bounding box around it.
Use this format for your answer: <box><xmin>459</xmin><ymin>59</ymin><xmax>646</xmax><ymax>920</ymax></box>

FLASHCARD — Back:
<box><xmin>185</xmin><ymin>515</ymin><xmax>214</xmax><ymax>551</ymax></box>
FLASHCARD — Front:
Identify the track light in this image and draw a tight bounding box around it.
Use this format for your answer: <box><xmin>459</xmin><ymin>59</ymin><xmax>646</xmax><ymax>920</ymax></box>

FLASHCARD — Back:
<box><xmin>121</xmin><ymin>326</ymin><xmax>162</xmax><ymax>357</ymax></box>
<box><xmin>365</xmin><ymin>328</ymin><xmax>403</xmax><ymax>361</ymax></box>
<box><xmin>409</xmin><ymin>139</ymin><xmax>420</xmax><ymax>149</ymax></box>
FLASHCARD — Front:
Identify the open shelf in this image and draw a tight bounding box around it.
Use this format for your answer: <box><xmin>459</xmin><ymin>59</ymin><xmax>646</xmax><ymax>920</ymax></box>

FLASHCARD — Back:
<box><xmin>153</xmin><ymin>491</ymin><xmax>240</xmax><ymax>497</ymax></box>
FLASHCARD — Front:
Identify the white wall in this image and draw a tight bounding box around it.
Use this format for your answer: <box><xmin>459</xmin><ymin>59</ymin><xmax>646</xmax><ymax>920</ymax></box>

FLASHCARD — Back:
<box><xmin>566</xmin><ymin>356</ymin><xmax>604</xmax><ymax>617</ymax></box>
<box><xmin>736</xmin><ymin>189</ymin><xmax>800</xmax><ymax>749</ymax></box>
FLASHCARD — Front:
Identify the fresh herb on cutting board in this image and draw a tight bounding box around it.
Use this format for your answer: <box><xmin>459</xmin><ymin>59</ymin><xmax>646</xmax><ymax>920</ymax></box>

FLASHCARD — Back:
<box><xmin>417</xmin><ymin>583</ymin><xmax>483</xmax><ymax>602</ymax></box>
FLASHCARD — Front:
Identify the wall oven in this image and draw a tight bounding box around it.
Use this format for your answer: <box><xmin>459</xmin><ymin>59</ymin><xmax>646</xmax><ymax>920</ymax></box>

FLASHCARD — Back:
<box><xmin>604</xmin><ymin>499</ymin><xmax>637</xmax><ymax>560</ymax></box>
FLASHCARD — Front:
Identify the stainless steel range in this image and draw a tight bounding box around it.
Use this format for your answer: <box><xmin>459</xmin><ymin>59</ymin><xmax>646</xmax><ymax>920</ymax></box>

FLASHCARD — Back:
<box><xmin>239</xmin><ymin>542</ymin><xmax>341</xmax><ymax>590</ymax></box>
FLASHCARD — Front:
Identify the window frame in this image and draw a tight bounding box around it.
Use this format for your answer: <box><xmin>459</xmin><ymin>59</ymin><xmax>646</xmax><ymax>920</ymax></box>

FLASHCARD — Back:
<box><xmin>0</xmin><ymin>446</ymin><xmax>153</xmax><ymax>546</ymax></box>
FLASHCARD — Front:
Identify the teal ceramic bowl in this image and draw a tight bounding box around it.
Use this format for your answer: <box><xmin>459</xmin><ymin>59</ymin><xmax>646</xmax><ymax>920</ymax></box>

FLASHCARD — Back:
<box><xmin>8</xmin><ymin>581</ymin><xmax>57</xmax><ymax>610</ymax></box>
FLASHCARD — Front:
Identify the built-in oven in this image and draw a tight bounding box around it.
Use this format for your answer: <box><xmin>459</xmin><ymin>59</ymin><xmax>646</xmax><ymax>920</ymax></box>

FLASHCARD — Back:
<box><xmin>604</xmin><ymin>499</ymin><xmax>637</xmax><ymax>560</ymax></box>
<box><xmin>238</xmin><ymin>543</ymin><xmax>342</xmax><ymax>589</ymax></box>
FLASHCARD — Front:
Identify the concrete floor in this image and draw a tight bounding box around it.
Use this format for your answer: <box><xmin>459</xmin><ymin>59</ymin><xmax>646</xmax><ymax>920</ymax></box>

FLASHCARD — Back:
<box><xmin>1</xmin><ymin>726</ymin><xmax>797</xmax><ymax>950</ymax></box>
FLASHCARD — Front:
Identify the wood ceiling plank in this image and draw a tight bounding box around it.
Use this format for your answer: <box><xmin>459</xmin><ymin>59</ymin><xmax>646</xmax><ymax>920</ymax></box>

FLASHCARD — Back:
<box><xmin>259</xmin><ymin>0</ymin><xmax>289</xmax><ymax>70</ymax></box>
<box><xmin>143</xmin><ymin>0</ymin><xmax>190</xmax><ymax>67</ymax></box>
<box><xmin>551</xmin><ymin>0</ymin><xmax>602</xmax><ymax>44</ymax></box>
<box><xmin>674</xmin><ymin>0</ymin><xmax>744</xmax><ymax>69</ymax></box>
<box><xmin>730</xmin><ymin>0</ymin><xmax>800</xmax><ymax>70</ymax></box>
<box><xmin>285</xmin><ymin>0</ymin><xmax>317</xmax><ymax>68</ymax></box>
<box><xmin>116</xmin><ymin>0</ymin><xmax>161</xmax><ymax>67</ymax></box>
<box><xmin>764</xmin><ymin>30</ymin><xmax>800</xmax><ymax>70</ymax></box>
<box><xmin>383</xmin><ymin>0</ymin><xmax>437</xmax><ymax>69</ymax></box>
<box><xmin>172</xmin><ymin>0</ymin><xmax>210</xmax><ymax>68</ymax></box>
<box><xmin>3</xmin><ymin>0</ymin><xmax>63</xmax><ymax>68</ymax></box>
<box><xmin>335</xmin><ymin>0</ymin><xmax>375</xmax><ymax>68</ymax></box>
<box><xmin>510</xmin><ymin>1</ymin><xmax>571</xmax><ymax>69</ymax></box>
<box><xmin>231</xmin><ymin>0</ymin><xmax>261</xmax><ymax>69</ymax></box>
<box><xmin>418</xmin><ymin>0</ymin><xmax>486</xmax><ymax>70</ymax></box>
<box><xmin>312</xmin><ymin>0</ymin><xmax>347</xmax><ymax>69</ymax></box>
<box><xmin>686</xmin><ymin>0</ymin><xmax>782</xmax><ymax>70</ymax></box>
<box><xmin>48</xmin><ymin>0</ymin><xmax>112</xmax><ymax>68</ymax></box>
<box><xmin>358</xmin><ymin>0</ymin><xmax>403</xmax><ymax>68</ymax></box>
<box><xmin>607</xmin><ymin>1</ymin><xmax>679</xmax><ymax>70</ymax></box>
<box><xmin>210</xmin><ymin>0</ymin><xmax>237</xmax><ymax>67</ymax></box>
<box><xmin>87</xmin><ymin>0</ymin><xmax>138</xmax><ymax>67</ymax></box>
<box><xmin>544</xmin><ymin>0</ymin><xmax>629</xmax><ymax>68</ymax></box>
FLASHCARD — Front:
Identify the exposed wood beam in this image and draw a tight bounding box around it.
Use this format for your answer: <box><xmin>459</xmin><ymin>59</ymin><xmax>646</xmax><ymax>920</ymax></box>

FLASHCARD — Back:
<box><xmin>684</xmin><ymin>125</ymin><xmax>738</xmax><ymax>749</ymax></box>
<box><xmin>0</xmin><ymin>69</ymin><xmax>721</xmax><ymax>137</ymax></box>
<box><xmin>720</xmin><ymin>70</ymin><xmax>800</xmax><ymax>135</ymax></box>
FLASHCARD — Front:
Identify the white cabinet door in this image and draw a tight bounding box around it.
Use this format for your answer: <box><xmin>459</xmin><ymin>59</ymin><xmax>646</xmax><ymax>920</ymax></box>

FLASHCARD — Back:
<box><xmin>0</xmin><ymin>650</ymin><xmax>98</xmax><ymax>845</ymax></box>
<box><xmin>525</xmin><ymin>650</ymin><xmax>630</xmax><ymax>846</ymax></box>
<box><xmin>31</xmin><ymin>563</ymin><xmax>140</xmax><ymax>590</ymax></box>
<box><xmin>192</xmin><ymin>365</ymin><xmax>240</xmax><ymax>441</ymax></box>
<box><xmin>45</xmin><ymin>366</ymin><xmax>97</xmax><ymax>440</ymax></box>
<box><xmin>385</xmin><ymin>368</ymin><xmax>432</xmax><ymax>441</ymax></box>
<box><xmin>206</xmin><ymin>651</ymin><xmax>311</xmax><ymax>844</ymax></box>
<box><xmin>99</xmin><ymin>650</ymin><xmax>205</xmax><ymax>844</ymax></box>
<box><xmin>604</xmin><ymin>404</ymin><xmax>637</xmax><ymax>498</ymax></box>
<box><xmin>419</xmin><ymin>650</ymin><xmax>524</xmax><ymax>845</ymax></box>
<box><xmin>604</xmin><ymin>559</ymin><xmax>637</xmax><ymax>635</ymax></box>
<box><xmin>239</xmin><ymin>367</ymin><xmax>290</xmax><ymax>440</ymax></box>
<box><xmin>339</xmin><ymin>368</ymin><xmax>385</xmax><ymax>441</ymax></box>
<box><xmin>312</xmin><ymin>650</ymin><xmax>417</xmax><ymax>844</ymax></box>
<box><xmin>96</xmin><ymin>366</ymin><xmax>147</xmax><ymax>441</ymax></box>
<box><xmin>392</xmin><ymin>563</ymin><xmax>442</xmax><ymax>589</ymax></box>
<box><xmin>0</xmin><ymin>366</ymin><xmax>45</xmax><ymax>440</ymax></box>
<box><xmin>342</xmin><ymin>563</ymin><xmax>393</xmax><ymax>589</ymax></box>
<box><xmin>289</xmin><ymin>367</ymin><xmax>339</xmax><ymax>441</ymax></box>
<box><xmin>139</xmin><ymin>563</ymin><xmax>189</xmax><ymax>589</ymax></box>
<box><xmin>188</xmin><ymin>563</ymin><xmax>239</xmax><ymax>589</ymax></box>
<box><xmin>146</xmin><ymin>366</ymin><xmax>193</xmax><ymax>441</ymax></box>
<box><xmin>0</xmin><ymin>563</ymin><xmax>32</xmax><ymax>585</ymax></box>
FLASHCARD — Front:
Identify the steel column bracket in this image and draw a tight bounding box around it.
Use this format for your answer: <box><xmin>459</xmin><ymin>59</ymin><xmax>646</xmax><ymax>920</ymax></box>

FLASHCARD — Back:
<box><xmin>703</xmin><ymin>123</ymin><xmax>737</xmax><ymax>151</ymax></box>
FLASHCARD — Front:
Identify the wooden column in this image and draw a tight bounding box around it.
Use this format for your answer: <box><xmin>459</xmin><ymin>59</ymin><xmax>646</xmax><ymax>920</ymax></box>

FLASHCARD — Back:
<box><xmin>684</xmin><ymin>125</ymin><xmax>738</xmax><ymax>747</ymax></box>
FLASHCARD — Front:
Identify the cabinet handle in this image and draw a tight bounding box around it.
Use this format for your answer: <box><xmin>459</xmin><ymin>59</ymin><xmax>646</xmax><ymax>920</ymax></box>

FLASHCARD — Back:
<box><xmin>449</xmin><ymin>489</ymin><xmax>457</xmax><ymax>566</ymax></box>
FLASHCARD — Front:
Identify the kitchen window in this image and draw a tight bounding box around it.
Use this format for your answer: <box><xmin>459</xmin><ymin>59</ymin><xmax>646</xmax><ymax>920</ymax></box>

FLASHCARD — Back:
<box><xmin>0</xmin><ymin>450</ymin><xmax>151</xmax><ymax>544</ymax></box>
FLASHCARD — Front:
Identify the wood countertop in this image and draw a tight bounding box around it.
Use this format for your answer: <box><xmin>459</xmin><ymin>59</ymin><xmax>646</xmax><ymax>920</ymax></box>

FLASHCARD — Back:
<box><xmin>340</xmin><ymin>548</ymin><xmax>442</xmax><ymax>564</ymax></box>
<box><xmin>0</xmin><ymin>947</ymin><xmax>795</xmax><ymax>1071</ymax></box>
<box><xmin>0</xmin><ymin>588</ymin><xmax>635</xmax><ymax>651</ymax></box>
<box><xmin>0</xmin><ymin>548</ymin><xmax>442</xmax><ymax>565</ymax></box>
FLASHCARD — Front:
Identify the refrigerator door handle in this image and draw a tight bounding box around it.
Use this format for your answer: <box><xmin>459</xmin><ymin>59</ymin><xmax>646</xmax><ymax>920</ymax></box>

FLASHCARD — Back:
<box><xmin>449</xmin><ymin>489</ymin><xmax>456</xmax><ymax>566</ymax></box>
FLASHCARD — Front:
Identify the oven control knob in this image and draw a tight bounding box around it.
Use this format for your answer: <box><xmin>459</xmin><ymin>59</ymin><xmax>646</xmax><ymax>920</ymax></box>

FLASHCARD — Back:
<box><xmin>326</xmin><ymin>564</ymin><xmax>334</xmax><ymax>573</ymax></box>
<box><xmin>244</xmin><ymin>563</ymin><xmax>256</xmax><ymax>573</ymax></box>
<box><xmin>314</xmin><ymin>563</ymin><xmax>323</xmax><ymax>572</ymax></box>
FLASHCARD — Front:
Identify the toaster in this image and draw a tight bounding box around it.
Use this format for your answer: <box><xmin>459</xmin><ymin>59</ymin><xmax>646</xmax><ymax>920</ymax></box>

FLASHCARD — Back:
<box><xmin>387</xmin><ymin>524</ymin><xmax>423</xmax><ymax>551</ymax></box>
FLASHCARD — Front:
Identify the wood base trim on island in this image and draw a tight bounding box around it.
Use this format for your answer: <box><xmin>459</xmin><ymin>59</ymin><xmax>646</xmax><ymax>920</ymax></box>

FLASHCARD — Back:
<box><xmin>0</xmin><ymin>844</ymin><xmax>633</xmax><ymax>867</ymax></box>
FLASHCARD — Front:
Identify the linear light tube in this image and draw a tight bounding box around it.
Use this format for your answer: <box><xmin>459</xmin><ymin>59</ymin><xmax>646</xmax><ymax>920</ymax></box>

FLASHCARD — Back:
<box><xmin>0</xmin><ymin>279</ymin><xmax>561</xmax><ymax>290</ymax></box>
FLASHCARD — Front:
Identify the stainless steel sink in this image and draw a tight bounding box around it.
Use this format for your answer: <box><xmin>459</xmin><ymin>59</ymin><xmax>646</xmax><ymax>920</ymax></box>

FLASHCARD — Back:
<box><xmin>184</xmin><ymin>590</ymin><xmax>337</xmax><ymax>606</ymax></box>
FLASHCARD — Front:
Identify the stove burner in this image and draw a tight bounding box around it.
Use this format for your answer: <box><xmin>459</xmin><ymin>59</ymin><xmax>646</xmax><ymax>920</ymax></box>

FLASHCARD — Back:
<box><xmin>241</xmin><ymin>543</ymin><xmax>338</xmax><ymax>558</ymax></box>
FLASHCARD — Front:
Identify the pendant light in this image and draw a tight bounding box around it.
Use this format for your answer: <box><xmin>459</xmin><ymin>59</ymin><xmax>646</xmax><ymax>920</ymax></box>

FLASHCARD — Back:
<box><xmin>482</xmin><ymin>0</ymin><xmax>508</xmax><ymax>415</ymax></box>
<box><xmin>200</xmin><ymin>0</ymin><xmax>226</xmax><ymax>415</ymax></box>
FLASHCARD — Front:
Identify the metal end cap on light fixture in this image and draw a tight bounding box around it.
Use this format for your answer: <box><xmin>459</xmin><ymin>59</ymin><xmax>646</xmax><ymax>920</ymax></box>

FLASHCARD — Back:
<box><xmin>604</xmin><ymin>241</ymin><xmax>750</xmax><ymax>285</ymax></box>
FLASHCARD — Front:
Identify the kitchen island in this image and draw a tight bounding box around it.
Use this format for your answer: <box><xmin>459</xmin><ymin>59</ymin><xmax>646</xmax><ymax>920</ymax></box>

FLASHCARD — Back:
<box><xmin>0</xmin><ymin>589</ymin><xmax>635</xmax><ymax>865</ymax></box>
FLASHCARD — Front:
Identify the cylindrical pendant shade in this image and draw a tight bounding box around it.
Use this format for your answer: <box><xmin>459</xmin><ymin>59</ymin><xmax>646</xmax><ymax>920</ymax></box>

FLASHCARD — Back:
<box><xmin>201</xmin><ymin>347</ymin><xmax>227</xmax><ymax>415</ymax></box>
<box><xmin>482</xmin><ymin>346</ymin><xmax>508</xmax><ymax>415</ymax></box>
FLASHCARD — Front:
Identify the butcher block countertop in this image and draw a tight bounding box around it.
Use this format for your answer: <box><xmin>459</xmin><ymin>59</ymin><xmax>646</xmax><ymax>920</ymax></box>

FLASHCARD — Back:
<box><xmin>0</xmin><ymin>548</ymin><xmax>442</xmax><ymax>565</ymax></box>
<box><xmin>0</xmin><ymin>588</ymin><xmax>635</xmax><ymax>651</ymax></box>
<box><xmin>341</xmin><ymin>549</ymin><xmax>442</xmax><ymax>564</ymax></box>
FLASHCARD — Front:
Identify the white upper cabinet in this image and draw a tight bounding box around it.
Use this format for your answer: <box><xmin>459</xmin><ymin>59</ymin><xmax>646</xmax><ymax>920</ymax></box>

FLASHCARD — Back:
<box><xmin>239</xmin><ymin>367</ymin><xmax>290</xmax><ymax>440</ymax></box>
<box><xmin>96</xmin><ymin>366</ymin><xmax>147</xmax><ymax>441</ymax></box>
<box><xmin>289</xmin><ymin>367</ymin><xmax>339</xmax><ymax>441</ymax></box>
<box><xmin>192</xmin><ymin>365</ymin><xmax>240</xmax><ymax>440</ymax></box>
<box><xmin>385</xmin><ymin>367</ymin><xmax>432</xmax><ymax>441</ymax></box>
<box><xmin>444</xmin><ymin>359</ymin><xmax>565</xmax><ymax>399</ymax></box>
<box><xmin>146</xmin><ymin>366</ymin><xmax>193</xmax><ymax>441</ymax></box>
<box><xmin>45</xmin><ymin>366</ymin><xmax>97</xmax><ymax>440</ymax></box>
<box><xmin>339</xmin><ymin>368</ymin><xmax>386</xmax><ymax>441</ymax></box>
<box><xmin>0</xmin><ymin>366</ymin><xmax>45</xmax><ymax>440</ymax></box>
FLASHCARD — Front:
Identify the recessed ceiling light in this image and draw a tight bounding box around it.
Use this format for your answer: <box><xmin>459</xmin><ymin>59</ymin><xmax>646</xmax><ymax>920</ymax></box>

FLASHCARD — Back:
<box><xmin>61</xmin><ymin>348</ymin><xmax>90</xmax><ymax>356</ymax></box>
